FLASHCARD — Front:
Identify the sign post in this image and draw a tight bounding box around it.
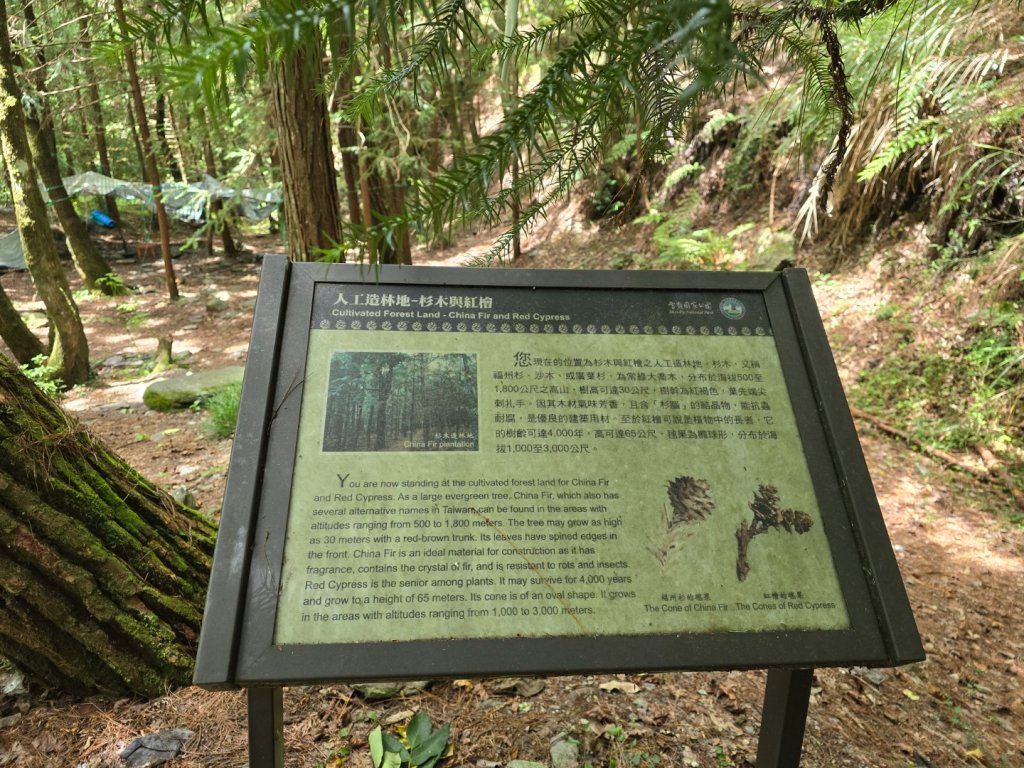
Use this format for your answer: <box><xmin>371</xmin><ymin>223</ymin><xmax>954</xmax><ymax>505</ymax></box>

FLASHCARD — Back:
<box><xmin>195</xmin><ymin>259</ymin><xmax>923</xmax><ymax>767</ymax></box>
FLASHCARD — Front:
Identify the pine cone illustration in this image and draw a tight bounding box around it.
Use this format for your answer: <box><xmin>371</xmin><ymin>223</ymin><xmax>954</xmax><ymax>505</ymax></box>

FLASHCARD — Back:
<box><xmin>749</xmin><ymin>484</ymin><xmax>781</xmax><ymax>532</ymax></box>
<box><xmin>666</xmin><ymin>476</ymin><xmax>715</xmax><ymax>530</ymax></box>
<box><xmin>780</xmin><ymin>508</ymin><xmax>814</xmax><ymax>534</ymax></box>
<box><xmin>735</xmin><ymin>485</ymin><xmax>814</xmax><ymax>581</ymax></box>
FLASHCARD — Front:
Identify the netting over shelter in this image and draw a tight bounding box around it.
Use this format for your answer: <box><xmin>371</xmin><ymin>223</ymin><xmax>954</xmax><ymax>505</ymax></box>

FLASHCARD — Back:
<box><xmin>60</xmin><ymin>172</ymin><xmax>281</xmax><ymax>223</ymax></box>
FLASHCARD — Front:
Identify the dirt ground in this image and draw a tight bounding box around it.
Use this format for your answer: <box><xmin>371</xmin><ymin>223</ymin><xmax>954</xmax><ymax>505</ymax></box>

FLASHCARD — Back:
<box><xmin>0</xmin><ymin>230</ymin><xmax>1022</xmax><ymax>768</ymax></box>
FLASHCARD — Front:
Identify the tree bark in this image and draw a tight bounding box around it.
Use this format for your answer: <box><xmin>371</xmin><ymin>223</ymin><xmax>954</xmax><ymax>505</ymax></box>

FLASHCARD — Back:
<box><xmin>328</xmin><ymin>13</ymin><xmax>363</xmax><ymax>238</ymax></box>
<box><xmin>268</xmin><ymin>8</ymin><xmax>341</xmax><ymax>262</ymax></box>
<box><xmin>21</xmin><ymin>0</ymin><xmax>117</xmax><ymax>294</ymax></box>
<box><xmin>0</xmin><ymin>281</ymin><xmax>43</xmax><ymax>364</ymax></box>
<box><xmin>24</xmin><ymin>114</ymin><xmax>117</xmax><ymax>293</ymax></box>
<box><xmin>0</xmin><ymin>353</ymin><xmax>215</xmax><ymax>697</ymax></box>
<box><xmin>114</xmin><ymin>0</ymin><xmax>179</xmax><ymax>300</ymax></box>
<box><xmin>0</xmin><ymin>0</ymin><xmax>90</xmax><ymax>386</ymax></box>
<box><xmin>77</xmin><ymin>3</ymin><xmax>119</xmax><ymax>221</ymax></box>
<box><xmin>198</xmin><ymin>107</ymin><xmax>238</xmax><ymax>257</ymax></box>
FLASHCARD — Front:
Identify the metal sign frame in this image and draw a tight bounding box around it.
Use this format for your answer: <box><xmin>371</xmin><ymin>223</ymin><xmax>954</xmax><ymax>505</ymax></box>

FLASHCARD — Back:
<box><xmin>193</xmin><ymin>258</ymin><xmax>923</xmax><ymax>767</ymax></box>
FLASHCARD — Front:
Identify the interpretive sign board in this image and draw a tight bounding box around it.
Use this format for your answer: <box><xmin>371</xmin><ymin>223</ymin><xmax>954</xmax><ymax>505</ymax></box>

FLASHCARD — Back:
<box><xmin>195</xmin><ymin>259</ymin><xmax>923</xmax><ymax>691</ymax></box>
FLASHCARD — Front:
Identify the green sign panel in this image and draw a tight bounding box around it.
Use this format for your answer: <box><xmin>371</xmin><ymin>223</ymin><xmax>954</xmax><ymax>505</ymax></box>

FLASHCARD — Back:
<box><xmin>194</xmin><ymin>261</ymin><xmax>923</xmax><ymax>689</ymax></box>
<box><xmin>277</xmin><ymin>289</ymin><xmax>849</xmax><ymax>643</ymax></box>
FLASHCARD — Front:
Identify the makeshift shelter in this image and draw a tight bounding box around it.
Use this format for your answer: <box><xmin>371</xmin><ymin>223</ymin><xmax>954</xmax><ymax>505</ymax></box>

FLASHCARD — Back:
<box><xmin>0</xmin><ymin>231</ymin><xmax>27</xmax><ymax>271</ymax></box>
<box><xmin>59</xmin><ymin>172</ymin><xmax>281</xmax><ymax>224</ymax></box>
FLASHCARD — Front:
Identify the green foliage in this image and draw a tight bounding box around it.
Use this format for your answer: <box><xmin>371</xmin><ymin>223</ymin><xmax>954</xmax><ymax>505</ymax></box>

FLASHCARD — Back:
<box><xmin>789</xmin><ymin>0</ymin><xmax>1024</xmax><ymax>253</ymax></box>
<box><xmin>19</xmin><ymin>355</ymin><xmax>63</xmax><ymax>397</ymax></box>
<box><xmin>200</xmin><ymin>383</ymin><xmax>243</xmax><ymax>440</ymax></box>
<box><xmin>355</xmin><ymin>0</ymin><xmax>889</xmax><ymax>260</ymax></box>
<box><xmin>652</xmin><ymin>218</ymin><xmax>753</xmax><ymax>268</ymax></box>
<box><xmin>369</xmin><ymin>710</ymin><xmax>450</xmax><ymax>768</ymax></box>
<box><xmin>661</xmin><ymin>162</ymin><xmax>704</xmax><ymax>192</ymax></box>
<box><xmin>854</xmin><ymin>302</ymin><xmax>1023</xmax><ymax>453</ymax></box>
<box><xmin>95</xmin><ymin>272</ymin><xmax>131</xmax><ymax>297</ymax></box>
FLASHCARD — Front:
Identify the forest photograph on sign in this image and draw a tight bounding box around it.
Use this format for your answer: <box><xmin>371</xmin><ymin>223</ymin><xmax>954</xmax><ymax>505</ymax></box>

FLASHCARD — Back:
<box><xmin>321</xmin><ymin>351</ymin><xmax>479</xmax><ymax>453</ymax></box>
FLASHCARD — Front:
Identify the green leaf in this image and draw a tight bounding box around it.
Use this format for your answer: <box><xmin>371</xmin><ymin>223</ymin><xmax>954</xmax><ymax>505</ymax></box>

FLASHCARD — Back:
<box><xmin>382</xmin><ymin>731</ymin><xmax>410</xmax><ymax>762</ymax></box>
<box><xmin>410</xmin><ymin>723</ymin><xmax>450</xmax><ymax>768</ymax></box>
<box><xmin>369</xmin><ymin>726</ymin><xmax>384</xmax><ymax>768</ymax></box>
<box><xmin>406</xmin><ymin>710</ymin><xmax>433</xmax><ymax>747</ymax></box>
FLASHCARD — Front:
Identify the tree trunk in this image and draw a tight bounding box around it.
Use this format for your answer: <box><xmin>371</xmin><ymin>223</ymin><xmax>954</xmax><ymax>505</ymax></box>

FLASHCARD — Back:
<box><xmin>389</xmin><ymin>179</ymin><xmax>412</xmax><ymax>265</ymax></box>
<box><xmin>166</xmin><ymin>97</ymin><xmax>189</xmax><ymax>183</ymax></box>
<box><xmin>328</xmin><ymin>14</ymin><xmax>362</xmax><ymax>234</ymax></box>
<box><xmin>114</xmin><ymin>0</ymin><xmax>179</xmax><ymax>300</ymax></box>
<box><xmin>0</xmin><ymin>282</ymin><xmax>43</xmax><ymax>364</ymax></box>
<box><xmin>126</xmin><ymin>96</ymin><xmax>146</xmax><ymax>182</ymax></box>
<box><xmin>268</xmin><ymin>7</ymin><xmax>341</xmax><ymax>262</ymax></box>
<box><xmin>359</xmin><ymin>156</ymin><xmax>403</xmax><ymax>265</ymax></box>
<box><xmin>22</xmin><ymin>0</ymin><xmax>116</xmax><ymax>294</ymax></box>
<box><xmin>77</xmin><ymin>3</ymin><xmax>119</xmax><ymax>221</ymax></box>
<box><xmin>198</xmin><ymin>107</ymin><xmax>238</xmax><ymax>257</ymax></box>
<box><xmin>25</xmin><ymin>115</ymin><xmax>117</xmax><ymax>293</ymax></box>
<box><xmin>0</xmin><ymin>0</ymin><xmax>89</xmax><ymax>386</ymax></box>
<box><xmin>0</xmin><ymin>353</ymin><xmax>215</xmax><ymax>697</ymax></box>
<box><xmin>501</xmin><ymin>0</ymin><xmax>522</xmax><ymax>261</ymax></box>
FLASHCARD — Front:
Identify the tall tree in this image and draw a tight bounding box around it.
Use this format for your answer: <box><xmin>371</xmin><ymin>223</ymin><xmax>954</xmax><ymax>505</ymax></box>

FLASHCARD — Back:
<box><xmin>198</xmin><ymin>106</ymin><xmax>238</xmax><ymax>257</ymax></box>
<box><xmin>76</xmin><ymin>2</ymin><xmax>119</xmax><ymax>221</ymax></box>
<box><xmin>266</xmin><ymin>0</ymin><xmax>341</xmax><ymax>261</ymax></box>
<box><xmin>0</xmin><ymin>0</ymin><xmax>89</xmax><ymax>386</ymax></box>
<box><xmin>114</xmin><ymin>0</ymin><xmax>179</xmax><ymax>300</ymax></box>
<box><xmin>329</xmin><ymin>11</ymin><xmax>363</xmax><ymax>237</ymax></box>
<box><xmin>21</xmin><ymin>0</ymin><xmax>119</xmax><ymax>294</ymax></box>
<box><xmin>0</xmin><ymin>353</ymin><xmax>215</xmax><ymax>696</ymax></box>
<box><xmin>498</xmin><ymin>0</ymin><xmax>522</xmax><ymax>260</ymax></box>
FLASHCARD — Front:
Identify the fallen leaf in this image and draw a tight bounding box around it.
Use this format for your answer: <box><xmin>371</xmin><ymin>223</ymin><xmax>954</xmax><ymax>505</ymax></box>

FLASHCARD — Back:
<box><xmin>384</xmin><ymin>709</ymin><xmax>414</xmax><ymax>725</ymax></box>
<box><xmin>902</xmin><ymin>689</ymin><xmax>920</xmax><ymax>701</ymax></box>
<box><xmin>599</xmin><ymin>680</ymin><xmax>640</xmax><ymax>694</ymax></box>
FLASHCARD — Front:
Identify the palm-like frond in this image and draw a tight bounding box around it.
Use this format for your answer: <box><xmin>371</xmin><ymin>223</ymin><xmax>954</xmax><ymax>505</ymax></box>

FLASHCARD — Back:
<box><xmin>794</xmin><ymin>0</ymin><xmax>1022</xmax><ymax>250</ymax></box>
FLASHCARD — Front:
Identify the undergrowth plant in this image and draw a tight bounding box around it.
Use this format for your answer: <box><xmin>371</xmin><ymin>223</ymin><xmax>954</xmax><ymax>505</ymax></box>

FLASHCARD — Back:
<box><xmin>785</xmin><ymin>0</ymin><xmax>1024</xmax><ymax>258</ymax></box>
<box><xmin>651</xmin><ymin>216</ymin><xmax>753</xmax><ymax>268</ymax></box>
<box><xmin>369</xmin><ymin>710</ymin><xmax>450</xmax><ymax>768</ymax></box>
<box><xmin>19</xmin><ymin>354</ymin><xmax>63</xmax><ymax>397</ymax></box>
<box><xmin>854</xmin><ymin>301</ymin><xmax>1023</xmax><ymax>455</ymax></box>
<box><xmin>200</xmin><ymin>383</ymin><xmax>243</xmax><ymax>439</ymax></box>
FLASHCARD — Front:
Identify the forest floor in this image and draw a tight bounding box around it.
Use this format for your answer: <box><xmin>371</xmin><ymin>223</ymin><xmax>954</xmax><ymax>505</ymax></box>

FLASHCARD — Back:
<box><xmin>0</xmin><ymin>221</ymin><xmax>1022</xmax><ymax>768</ymax></box>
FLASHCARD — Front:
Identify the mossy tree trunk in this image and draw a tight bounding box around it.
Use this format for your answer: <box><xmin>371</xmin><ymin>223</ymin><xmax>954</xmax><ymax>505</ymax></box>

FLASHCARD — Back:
<box><xmin>0</xmin><ymin>281</ymin><xmax>43</xmax><ymax>364</ymax></box>
<box><xmin>0</xmin><ymin>0</ymin><xmax>90</xmax><ymax>386</ymax></box>
<box><xmin>0</xmin><ymin>353</ymin><xmax>216</xmax><ymax>697</ymax></box>
<box><xmin>22</xmin><ymin>0</ymin><xmax>117</xmax><ymax>294</ymax></box>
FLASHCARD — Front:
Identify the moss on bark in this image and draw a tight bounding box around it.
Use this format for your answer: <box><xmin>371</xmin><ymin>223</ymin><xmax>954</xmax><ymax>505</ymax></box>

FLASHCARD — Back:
<box><xmin>0</xmin><ymin>353</ymin><xmax>215</xmax><ymax>697</ymax></box>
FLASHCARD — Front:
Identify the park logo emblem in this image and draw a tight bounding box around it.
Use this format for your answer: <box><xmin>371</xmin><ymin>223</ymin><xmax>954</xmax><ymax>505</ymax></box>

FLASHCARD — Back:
<box><xmin>718</xmin><ymin>297</ymin><xmax>746</xmax><ymax>320</ymax></box>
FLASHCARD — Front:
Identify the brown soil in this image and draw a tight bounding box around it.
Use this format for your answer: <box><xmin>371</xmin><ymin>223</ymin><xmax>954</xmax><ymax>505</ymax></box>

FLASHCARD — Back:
<box><xmin>0</xmin><ymin>232</ymin><xmax>1022</xmax><ymax>768</ymax></box>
